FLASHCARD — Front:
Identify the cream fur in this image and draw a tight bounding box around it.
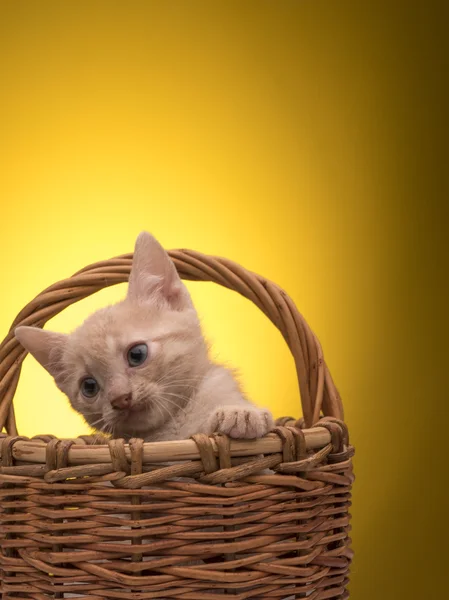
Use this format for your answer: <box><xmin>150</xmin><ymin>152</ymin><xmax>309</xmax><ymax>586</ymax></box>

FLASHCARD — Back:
<box><xmin>15</xmin><ymin>232</ymin><xmax>273</xmax><ymax>441</ymax></box>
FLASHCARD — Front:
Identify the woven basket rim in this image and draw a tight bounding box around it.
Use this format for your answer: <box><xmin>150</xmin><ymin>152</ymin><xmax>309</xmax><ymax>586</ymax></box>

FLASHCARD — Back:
<box><xmin>0</xmin><ymin>424</ymin><xmax>332</xmax><ymax>466</ymax></box>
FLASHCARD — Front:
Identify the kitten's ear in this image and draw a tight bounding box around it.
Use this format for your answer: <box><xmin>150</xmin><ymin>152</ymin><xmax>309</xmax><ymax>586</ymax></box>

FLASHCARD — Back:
<box><xmin>15</xmin><ymin>326</ymin><xmax>67</xmax><ymax>379</ymax></box>
<box><xmin>127</xmin><ymin>231</ymin><xmax>193</xmax><ymax>310</ymax></box>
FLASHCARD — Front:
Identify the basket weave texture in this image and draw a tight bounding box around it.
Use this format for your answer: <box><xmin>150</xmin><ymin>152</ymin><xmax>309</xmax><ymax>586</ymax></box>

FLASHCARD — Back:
<box><xmin>0</xmin><ymin>249</ymin><xmax>354</xmax><ymax>599</ymax></box>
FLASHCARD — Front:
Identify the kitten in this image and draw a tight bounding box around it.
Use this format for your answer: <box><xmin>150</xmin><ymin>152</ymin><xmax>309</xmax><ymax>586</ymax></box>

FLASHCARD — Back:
<box><xmin>15</xmin><ymin>232</ymin><xmax>273</xmax><ymax>441</ymax></box>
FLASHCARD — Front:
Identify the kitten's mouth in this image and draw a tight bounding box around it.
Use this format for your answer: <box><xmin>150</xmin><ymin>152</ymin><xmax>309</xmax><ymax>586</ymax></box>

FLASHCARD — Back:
<box><xmin>105</xmin><ymin>400</ymin><xmax>151</xmax><ymax>435</ymax></box>
<box><xmin>111</xmin><ymin>401</ymin><xmax>147</xmax><ymax>420</ymax></box>
<box><xmin>119</xmin><ymin>404</ymin><xmax>146</xmax><ymax>414</ymax></box>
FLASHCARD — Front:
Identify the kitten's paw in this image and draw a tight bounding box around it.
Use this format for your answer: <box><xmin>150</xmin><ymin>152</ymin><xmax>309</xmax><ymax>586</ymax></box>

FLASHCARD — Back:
<box><xmin>208</xmin><ymin>406</ymin><xmax>274</xmax><ymax>439</ymax></box>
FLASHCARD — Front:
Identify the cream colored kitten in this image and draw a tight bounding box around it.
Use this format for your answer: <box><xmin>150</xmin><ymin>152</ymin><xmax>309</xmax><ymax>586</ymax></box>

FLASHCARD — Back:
<box><xmin>15</xmin><ymin>232</ymin><xmax>273</xmax><ymax>441</ymax></box>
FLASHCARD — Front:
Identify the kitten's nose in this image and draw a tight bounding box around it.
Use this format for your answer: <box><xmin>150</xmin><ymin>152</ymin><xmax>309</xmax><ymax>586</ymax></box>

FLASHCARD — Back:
<box><xmin>111</xmin><ymin>393</ymin><xmax>132</xmax><ymax>410</ymax></box>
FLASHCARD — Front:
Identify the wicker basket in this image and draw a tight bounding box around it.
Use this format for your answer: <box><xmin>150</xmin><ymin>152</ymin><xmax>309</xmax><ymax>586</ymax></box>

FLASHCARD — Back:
<box><xmin>0</xmin><ymin>248</ymin><xmax>354</xmax><ymax>600</ymax></box>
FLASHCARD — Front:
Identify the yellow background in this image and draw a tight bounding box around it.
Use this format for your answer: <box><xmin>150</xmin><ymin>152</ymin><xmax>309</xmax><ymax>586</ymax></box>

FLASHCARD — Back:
<box><xmin>0</xmin><ymin>1</ymin><xmax>447</xmax><ymax>598</ymax></box>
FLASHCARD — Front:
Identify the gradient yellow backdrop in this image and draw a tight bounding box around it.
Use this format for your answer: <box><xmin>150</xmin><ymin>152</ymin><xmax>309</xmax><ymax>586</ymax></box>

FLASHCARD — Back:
<box><xmin>1</xmin><ymin>1</ymin><xmax>447</xmax><ymax>599</ymax></box>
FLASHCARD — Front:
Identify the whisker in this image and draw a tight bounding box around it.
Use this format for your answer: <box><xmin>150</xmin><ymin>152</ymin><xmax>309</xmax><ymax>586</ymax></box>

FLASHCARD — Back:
<box><xmin>154</xmin><ymin>396</ymin><xmax>178</xmax><ymax>421</ymax></box>
<box><xmin>159</xmin><ymin>382</ymin><xmax>199</xmax><ymax>391</ymax></box>
<box><xmin>152</xmin><ymin>398</ymin><xmax>166</xmax><ymax>424</ymax></box>
<box><xmin>156</xmin><ymin>372</ymin><xmax>203</xmax><ymax>386</ymax></box>
<box><xmin>162</xmin><ymin>391</ymin><xmax>193</xmax><ymax>403</ymax></box>
<box><xmin>159</xmin><ymin>394</ymin><xmax>188</xmax><ymax>414</ymax></box>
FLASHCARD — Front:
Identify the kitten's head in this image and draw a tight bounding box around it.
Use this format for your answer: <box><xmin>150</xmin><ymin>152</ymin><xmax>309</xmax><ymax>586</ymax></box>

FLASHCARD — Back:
<box><xmin>15</xmin><ymin>232</ymin><xmax>209</xmax><ymax>438</ymax></box>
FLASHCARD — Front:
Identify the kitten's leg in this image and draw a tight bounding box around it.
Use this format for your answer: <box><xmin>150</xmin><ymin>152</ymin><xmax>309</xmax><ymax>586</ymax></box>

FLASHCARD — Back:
<box><xmin>185</xmin><ymin>366</ymin><xmax>274</xmax><ymax>439</ymax></box>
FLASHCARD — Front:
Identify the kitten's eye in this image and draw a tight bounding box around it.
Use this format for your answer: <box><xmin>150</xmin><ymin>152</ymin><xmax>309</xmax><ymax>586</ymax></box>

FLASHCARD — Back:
<box><xmin>127</xmin><ymin>343</ymin><xmax>148</xmax><ymax>367</ymax></box>
<box><xmin>81</xmin><ymin>377</ymin><xmax>99</xmax><ymax>398</ymax></box>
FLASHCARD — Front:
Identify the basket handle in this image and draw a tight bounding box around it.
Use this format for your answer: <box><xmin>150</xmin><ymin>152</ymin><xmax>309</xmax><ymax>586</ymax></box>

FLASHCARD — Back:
<box><xmin>0</xmin><ymin>249</ymin><xmax>344</xmax><ymax>435</ymax></box>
